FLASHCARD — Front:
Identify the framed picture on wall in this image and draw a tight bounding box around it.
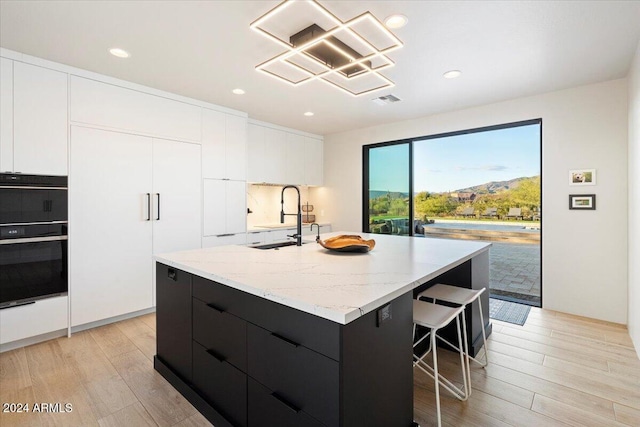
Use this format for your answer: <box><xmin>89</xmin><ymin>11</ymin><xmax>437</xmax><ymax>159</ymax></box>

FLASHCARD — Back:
<box><xmin>569</xmin><ymin>194</ymin><xmax>596</xmax><ymax>210</ymax></box>
<box><xmin>569</xmin><ymin>169</ymin><xmax>596</xmax><ymax>185</ymax></box>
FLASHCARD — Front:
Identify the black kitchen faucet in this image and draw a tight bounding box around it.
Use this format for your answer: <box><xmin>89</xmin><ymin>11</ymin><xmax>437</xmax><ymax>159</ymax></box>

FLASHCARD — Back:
<box><xmin>280</xmin><ymin>185</ymin><xmax>302</xmax><ymax>246</ymax></box>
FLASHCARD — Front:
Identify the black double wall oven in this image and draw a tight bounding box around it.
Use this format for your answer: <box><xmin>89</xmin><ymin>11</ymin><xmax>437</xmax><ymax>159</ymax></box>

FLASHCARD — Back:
<box><xmin>0</xmin><ymin>173</ymin><xmax>68</xmax><ymax>309</ymax></box>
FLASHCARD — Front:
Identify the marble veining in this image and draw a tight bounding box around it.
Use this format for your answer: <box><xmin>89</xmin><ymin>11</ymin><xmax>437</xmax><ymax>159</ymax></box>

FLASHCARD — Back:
<box><xmin>154</xmin><ymin>232</ymin><xmax>491</xmax><ymax>324</ymax></box>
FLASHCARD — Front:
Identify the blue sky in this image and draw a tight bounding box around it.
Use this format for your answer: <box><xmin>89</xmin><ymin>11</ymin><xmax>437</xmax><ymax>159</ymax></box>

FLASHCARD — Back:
<box><xmin>369</xmin><ymin>124</ymin><xmax>540</xmax><ymax>193</ymax></box>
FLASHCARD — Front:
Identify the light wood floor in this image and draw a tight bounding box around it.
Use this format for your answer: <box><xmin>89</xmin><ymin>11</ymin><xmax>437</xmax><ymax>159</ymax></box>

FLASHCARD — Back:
<box><xmin>1</xmin><ymin>307</ymin><xmax>639</xmax><ymax>427</ymax></box>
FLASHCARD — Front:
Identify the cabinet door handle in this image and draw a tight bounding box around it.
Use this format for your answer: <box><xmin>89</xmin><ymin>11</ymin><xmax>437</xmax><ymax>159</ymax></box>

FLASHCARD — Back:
<box><xmin>206</xmin><ymin>302</ymin><xmax>226</xmax><ymax>314</ymax></box>
<box><xmin>146</xmin><ymin>193</ymin><xmax>151</xmax><ymax>221</ymax></box>
<box><xmin>167</xmin><ymin>268</ymin><xmax>177</xmax><ymax>281</ymax></box>
<box><xmin>271</xmin><ymin>332</ymin><xmax>299</xmax><ymax>348</ymax></box>
<box><xmin>155</xmin><ymin>193</ymin><xmax>160</xmax><ymax>220</ymax></box>
<box><xmin>270</xmin><ymin>392</ymin><xmax>300</xmax><ymax>414</ymax></box>
<box><xmin>206</xmin><ymin>349</ymin><xmax>226</xmax><ymax>363</ymax></box>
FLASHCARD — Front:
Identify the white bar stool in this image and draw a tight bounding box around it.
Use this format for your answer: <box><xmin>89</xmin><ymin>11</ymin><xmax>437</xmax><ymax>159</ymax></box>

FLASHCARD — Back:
<box><xmin>413</xmin><ymin>300</ymin><xmax>469</xmax><ymax>427</ymax></box>
<box><xmin>417</xmin><ymin>284</ymin><xmax>489</xmax><ymax>395</ymax></box>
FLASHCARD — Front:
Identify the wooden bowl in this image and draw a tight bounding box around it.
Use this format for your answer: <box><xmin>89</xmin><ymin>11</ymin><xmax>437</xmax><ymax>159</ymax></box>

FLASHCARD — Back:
<box><xmin>317</xmin><ymin>235</ymin><xmax>375</xmax><ymax>253</ymax></box>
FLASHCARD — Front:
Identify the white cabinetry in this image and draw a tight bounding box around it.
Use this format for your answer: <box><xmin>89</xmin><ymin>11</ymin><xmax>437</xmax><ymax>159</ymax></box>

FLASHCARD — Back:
<box><xmin>203</xmin><ymin>179</ymin><xmax>246</xmax><ymax>237</ymax></box>
<box><xmin>70</xmin><ymin>126</ymin><xmax>201</xmax><ymax>327</ymax></box>
<box><xmin>202</xmin><ymin>109</ymin><xmax>247</xmax><ymax>180</ymax></box>
<box><xmin>0</xmin><ymin>296</ymin><xmax>68</xmax><ymax>345</ymax></box>
<box><xmin>70</xmin><ymin>76</ymin><xmax>201</xmax><ymax>142</ymax></box>
<box><xmin>304</xmin><ymin>137</ymin><xmax>323</xmax><ymax>186</ymax></box>
<box><xmin>247</xmin><ymin>122</ymin><xmax>323</xmax><ymax>186</ymax></box>
<box><xmin>247</xmin><ymin>124</ymin><xmax>287</xmax><ymax>184</ymax></box>
<box><xmin>152</xmin><ymin>138</ymin><xmax>202</xmax><ymax>255</ymax></box>
<box><xmin>0</xmin><ymin>60</ymin><xmax>68</xmax><ymax>175</ymax></box>
<box><xmin>286</xmin><ymin>132</ymin><xmax>305</xmax><ymax>185</ymax></box>
<box><xmin>0</xmin><ymin>57</ymin><xmax>12</xmax><ymax>173</ymax></box>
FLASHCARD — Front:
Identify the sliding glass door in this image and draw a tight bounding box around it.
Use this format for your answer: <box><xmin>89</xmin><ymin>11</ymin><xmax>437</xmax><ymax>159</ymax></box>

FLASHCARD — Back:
<box><xmin>362</xmin><ymin>120</ymin><xmax>542</xmax><ymax>307</ymax></box>
<box><xmin>363</xmin><ymin>142</ymin><xmax>412</xmax><ymax>236</ymax></box>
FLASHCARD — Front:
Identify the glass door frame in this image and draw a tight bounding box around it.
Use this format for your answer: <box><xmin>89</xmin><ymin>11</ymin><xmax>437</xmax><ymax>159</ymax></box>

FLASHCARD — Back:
<box><xmin>362</xmin><ymin>138</ymin><xmax>414</xmax><ymax>236</ymax></box>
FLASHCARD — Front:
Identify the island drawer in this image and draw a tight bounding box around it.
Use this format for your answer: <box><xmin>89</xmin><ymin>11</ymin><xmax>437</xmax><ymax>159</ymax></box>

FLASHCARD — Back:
<box><xmin>193</xmin><ymin>276</ymin><xmax>340</xmax><ymax>360</ymax></box>
<box><xmin>248</xmin><ymin>378</ymin><xmax>325</xmax><ymax>427</ymax></box>
<box><xmin>193</xmin><ymin>341</ymin><xmax>247</xmax><ymax>427</ymax></box>
<box><xmin>193</xmin><ymin>297</ymin><xmax>247</xmax><ymax>371</ymax></box>
<box><xmin>247</xmin><ymin>323</ymin><xmax>339</xmax><ymax>427</ymax></box>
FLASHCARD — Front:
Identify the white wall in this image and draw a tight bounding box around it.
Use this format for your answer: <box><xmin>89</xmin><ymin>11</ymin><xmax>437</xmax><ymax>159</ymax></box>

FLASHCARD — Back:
<box><xmin>628</xmin><ymin>41</ymin><xmax>640</xmax><ymax>353</ymax></box>
<box><xmin>315</xmin><ymin>79</ymin><xmax>629</xmax><ymax>324</ymax></box>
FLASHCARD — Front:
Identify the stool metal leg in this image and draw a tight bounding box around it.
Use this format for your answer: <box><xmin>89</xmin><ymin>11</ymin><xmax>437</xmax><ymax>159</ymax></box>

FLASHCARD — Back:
<box><xmin>477</xmin><ymin>295</ymin><xmax>489</xmax><ymax>367</ymax></box>
<box><xmin>431</xmin><ymin>330</ymin><xmax>442</xmax><ymax>427</ymax></box>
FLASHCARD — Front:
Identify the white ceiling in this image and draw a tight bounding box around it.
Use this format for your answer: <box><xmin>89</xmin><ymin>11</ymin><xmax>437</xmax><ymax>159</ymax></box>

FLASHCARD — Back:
<box><xmin>1</xmin><ymin>1</ymin><xmax>639</xmax><ymax>136</ymax></box>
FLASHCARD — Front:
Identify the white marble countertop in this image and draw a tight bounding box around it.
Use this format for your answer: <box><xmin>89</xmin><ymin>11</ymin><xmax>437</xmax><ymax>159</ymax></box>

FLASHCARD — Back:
<box><xmin>155</xmin><ymin>232</ymin><xmax>491</xmax><ymax>325</ymax></box>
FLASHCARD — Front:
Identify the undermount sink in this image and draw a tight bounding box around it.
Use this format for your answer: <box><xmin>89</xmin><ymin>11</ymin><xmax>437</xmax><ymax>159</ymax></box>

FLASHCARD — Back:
<box><xmin>250</xmin><ymin>241</ymin><xmax>308</xmax><ymax>250</ymax></box>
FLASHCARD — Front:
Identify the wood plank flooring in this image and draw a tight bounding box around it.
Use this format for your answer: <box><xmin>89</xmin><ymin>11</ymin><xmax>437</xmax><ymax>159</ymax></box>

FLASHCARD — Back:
<box><xmin>1</xmin><ymin>308</ymin><xmax>638</xmax><ymax>426</ymax></box>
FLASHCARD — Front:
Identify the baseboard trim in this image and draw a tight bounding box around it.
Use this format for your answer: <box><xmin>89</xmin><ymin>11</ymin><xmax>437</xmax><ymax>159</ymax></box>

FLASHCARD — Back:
<box><xmin>0</xmin><ymin>329</ymin><xmax>67</xmax><ymax>353</ymax></box>
<box><xmin>71</xmin><ymin>307</ymin><xmax>156</xmax><ymax>333</ymax></box>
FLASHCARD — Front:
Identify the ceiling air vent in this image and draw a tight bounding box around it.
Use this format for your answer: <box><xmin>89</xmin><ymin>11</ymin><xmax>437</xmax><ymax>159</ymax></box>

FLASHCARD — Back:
<box><xmin>372</xmin><ymin>94</ymin><xmax>401</xmax><ymax>105</ymax></box>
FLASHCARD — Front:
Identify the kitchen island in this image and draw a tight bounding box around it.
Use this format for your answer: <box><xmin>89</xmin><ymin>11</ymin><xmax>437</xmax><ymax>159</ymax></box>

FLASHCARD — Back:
<box><xmin>154</xmin><ymin>232</ymin><xmax>491</xmax><ymax>427</ymax></box>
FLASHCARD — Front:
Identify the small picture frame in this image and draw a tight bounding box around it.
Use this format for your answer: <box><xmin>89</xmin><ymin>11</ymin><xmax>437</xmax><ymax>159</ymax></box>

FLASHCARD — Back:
<box><xmin>569</xmin><ymin>169</ymin><xmax>596</xmax><ymax>186</ymax></box>
<box><xmin>569</xmin><ymin>194</ymin><xmax>596</xmax><ymax>210</ymax></box>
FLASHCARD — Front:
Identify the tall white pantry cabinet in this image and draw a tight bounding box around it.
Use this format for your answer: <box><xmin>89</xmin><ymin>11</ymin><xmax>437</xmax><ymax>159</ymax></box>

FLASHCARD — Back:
<box><xmin>69</xmin><ymin>127</ymin><xmax>201</xmax><ymax>326</ymax></box>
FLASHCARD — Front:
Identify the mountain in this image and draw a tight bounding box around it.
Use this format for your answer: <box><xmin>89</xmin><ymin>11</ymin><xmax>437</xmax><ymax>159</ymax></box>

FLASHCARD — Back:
<box><xmin>455</xmin><ymin>176</ymin><xmax>539</xmax><ymax>194</ymax></box>
<box><xmin>369</xmin><ymin>190</ymin><xmax>409</xmax><ymax>199</ymax></box>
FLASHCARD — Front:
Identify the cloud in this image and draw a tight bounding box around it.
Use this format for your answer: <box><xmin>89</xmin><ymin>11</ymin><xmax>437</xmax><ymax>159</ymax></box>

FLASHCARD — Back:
<box><xmin>454</xmin><ymin>165</ymin><xmax>508</xmax><ymax>172</ymax></box>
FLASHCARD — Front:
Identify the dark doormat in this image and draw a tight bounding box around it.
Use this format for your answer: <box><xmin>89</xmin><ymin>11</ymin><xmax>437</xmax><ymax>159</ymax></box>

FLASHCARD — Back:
<box><xmin>489</xmin><ymin>298</ymin><xmax>531</xmax><ymax>325</ymax></box>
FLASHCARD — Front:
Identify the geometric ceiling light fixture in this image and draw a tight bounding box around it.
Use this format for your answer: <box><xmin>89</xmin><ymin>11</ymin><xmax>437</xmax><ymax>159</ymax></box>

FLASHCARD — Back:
<box><xmin>250</xmin><ymin>0</ymin><xmax>403</xmax><ymax>97</ymax></box>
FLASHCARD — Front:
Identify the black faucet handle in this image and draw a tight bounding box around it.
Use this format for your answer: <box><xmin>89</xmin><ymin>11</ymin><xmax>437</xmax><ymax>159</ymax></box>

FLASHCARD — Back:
<box><xmin>310</xmin><ymin>222</ymin><xmax>321</xmax><ymax>241</ymax></box>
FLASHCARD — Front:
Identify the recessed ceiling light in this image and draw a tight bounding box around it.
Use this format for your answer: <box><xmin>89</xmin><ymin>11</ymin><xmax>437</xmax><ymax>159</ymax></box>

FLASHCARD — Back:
<box><xmin>232</xmin><ymin>88</ymin><xmax>245</xmax><ymax>95</ymax></box>
<box><xmin>304</xmin><ymin>112</ymin><xmax>314</xmax><ymax>117</ymax></box>
<box><xmin>384</xmin><ymin>14</ymin><xmax>408</xmax><ymax>29</ymax></box>
<box><xmin>443</xmin><ymin>70</ymin><xmax>462</xmax><ymax>79</ymax></box>
<box><xmin>109</xmin><ymin>48</ymin><xmax>130</xmax><ymax>58</ymax></box>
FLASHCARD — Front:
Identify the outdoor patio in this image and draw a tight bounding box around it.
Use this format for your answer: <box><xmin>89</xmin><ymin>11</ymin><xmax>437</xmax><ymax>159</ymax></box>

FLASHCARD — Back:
<box><xmin>422</xmin><ymin>229</ymin><xmax>541</xmax><ymax>306</ymax></box>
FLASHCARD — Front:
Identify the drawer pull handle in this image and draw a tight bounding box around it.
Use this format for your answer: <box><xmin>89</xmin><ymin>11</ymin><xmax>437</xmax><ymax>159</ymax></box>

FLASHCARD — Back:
<box><xmin>271</xmin><ymin>392</ymin><xmax>300</xmax><ymax>414</ymax></box>
<box><xmin>206</xmin><ymin>303</ymin><xmax>225</xmax><ymax>313</ymax></box>
<box><xmin>167</xmin><ymin>268</ymin><xmax>177</xmax><ymax>281</ymax></box>
<box><xmin>271</xmin><ymin>332</ymin><xmax>299</xmax><ymax>348</ymax></box>
<box><xmin>206</xmin><ymin>349</ymin><xmax>226</xmax><ymax>363</ymax></box>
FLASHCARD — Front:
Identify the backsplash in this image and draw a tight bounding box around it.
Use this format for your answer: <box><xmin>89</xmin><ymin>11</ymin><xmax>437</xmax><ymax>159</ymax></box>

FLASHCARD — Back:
<box><xmin>247</xmin><ymin>184</ymin><xmax>318</xmax><ymax>228</ymax></box>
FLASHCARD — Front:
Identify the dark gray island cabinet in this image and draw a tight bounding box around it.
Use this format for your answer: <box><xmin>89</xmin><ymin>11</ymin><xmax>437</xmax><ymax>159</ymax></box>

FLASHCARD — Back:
<box><xmin>154</xmin><ymin>233</ymin><xmax>491</xmax><ymax>427</ymax></box>
<box><xmin>155</xmin><ymin>262</ymin><xmax>413</xmax><ymax>427</ymax></box>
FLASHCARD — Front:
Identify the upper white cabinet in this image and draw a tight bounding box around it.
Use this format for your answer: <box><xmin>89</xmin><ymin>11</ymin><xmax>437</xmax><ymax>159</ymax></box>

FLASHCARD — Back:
<box><xmin>286</xmin><ymin>132</ymin><xmax>305</xmax><ymax>185</ymax></box>
<box><xmin>247</xmin><ymin>123</ymin><xmax>265</xmax><ymax>182</ymax></box>
<box><xmin>304</xmin><ymin>137</ymin><xmax>323</xmax><ymax>186</ymax></box>
<box><xmin>0</xmin><ymin>60</ymin><xmax>68</xmax><ymax>175</ymax></box>
<box><xmin>202</xmin><ymin>108</ymin><xmax>247</xmax><ymax>180</ymax></box>
<box><xmin>263</xmin><ymin>127</ymin><xmax>288</xmax><ymax>184</ymax></box>
<box><xmin>0</xmin><ymin>58</ymin><xmax>13</xmax><ymax>173</ymax></box>
<box><xmin>70</xmin><ymin>76</ymin><xmax>201</xmax><ymax>142</ymax></box>
<box><xmin>247</xmin><ymin>122</ymin><xmax>323</xmax><ymax>186</ymax></box>
<box><xmin>248</xmin><ymin>123</ymin><xmax>287</xmax><ymax>184</ymax></box>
